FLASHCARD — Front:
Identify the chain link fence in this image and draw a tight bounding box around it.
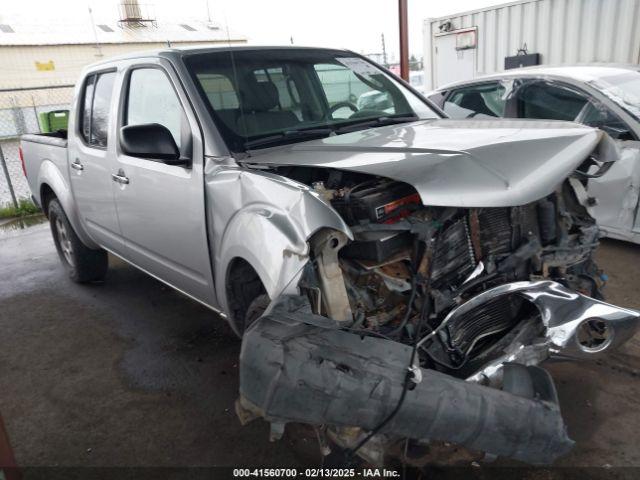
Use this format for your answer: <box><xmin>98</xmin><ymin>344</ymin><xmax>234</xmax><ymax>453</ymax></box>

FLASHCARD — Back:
<box><xmin>0</xmin><ymin>85</ymin><xmax>74</xmax><ymax>208</ymax></box>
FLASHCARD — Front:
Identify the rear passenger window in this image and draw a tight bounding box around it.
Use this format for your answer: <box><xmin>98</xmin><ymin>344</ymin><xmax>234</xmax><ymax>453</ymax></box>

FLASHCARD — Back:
<box><xmin>81</xmin><ymin>75</ymin><xmax>95</xmax><ymax>143</ymax></box>
<box><xmin>126</xmin><ymin>68</ymin><xmax>184</xmax><ymax>149</ymax></box>
<box><xmin>444</xmin><ymin>83</ymin><xmax>506</xmax><ymax>119</ymax></box>
<box><xmin>90</xmin><ymin>72</ymin><xmax>116</xmax><ymax>147</ymax></box>
<box><xmin>80</xmin><ymin>72</ymin><xmax>116</xmax><ymax>147</ymax></box>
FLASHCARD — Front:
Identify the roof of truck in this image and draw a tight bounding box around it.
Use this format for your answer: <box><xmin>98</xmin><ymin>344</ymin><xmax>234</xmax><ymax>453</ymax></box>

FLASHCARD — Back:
<box><xmin>85</xmin><ymin>45</ymin><xmax>353</xmax><ymax>68</ymax></box>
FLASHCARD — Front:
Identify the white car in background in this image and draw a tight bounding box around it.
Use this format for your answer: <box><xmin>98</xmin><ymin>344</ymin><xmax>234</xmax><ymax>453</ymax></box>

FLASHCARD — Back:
<box><xmin>409</xmin><ymin>70</ymin><xmax>426</xmax><ymax>94</ymax></box>
<box><xmin>428</xmin><ymin>65</ymin><xmax>640</xmax><ymax>244</ymax></box>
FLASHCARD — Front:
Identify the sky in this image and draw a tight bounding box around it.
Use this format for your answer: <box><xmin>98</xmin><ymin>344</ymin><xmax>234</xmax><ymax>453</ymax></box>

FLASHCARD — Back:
<box><xmin>0</xmin><ymin>0</ymin><xmax>507</xmax><ymax>58</ymax></box>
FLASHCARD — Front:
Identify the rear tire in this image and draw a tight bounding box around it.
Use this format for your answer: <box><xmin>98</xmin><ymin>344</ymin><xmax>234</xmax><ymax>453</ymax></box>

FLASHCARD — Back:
<box><xmin>48</xmin><ymin>198</ymin><xmax>108</xmax><ymax>283</ymax></box>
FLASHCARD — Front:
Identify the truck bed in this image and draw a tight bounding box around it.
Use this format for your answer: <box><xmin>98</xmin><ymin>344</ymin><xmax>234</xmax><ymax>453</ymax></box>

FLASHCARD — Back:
<box><xmin>21</xmin><ymin>131</ymin><xmax>68</xmax><ymax>149</ymax></box>
<box><xmin>20</xmin><ymin>132</ymin><xmax>69</xmax><ymax>208</ymax></box>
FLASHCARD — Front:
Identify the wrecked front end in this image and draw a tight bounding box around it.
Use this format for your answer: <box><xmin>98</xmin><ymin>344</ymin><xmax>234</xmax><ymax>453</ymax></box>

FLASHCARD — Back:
<box><xmin>236</xmin><ymin>134</ymin><xmax>640</xmax><ymax>466</ymax></box>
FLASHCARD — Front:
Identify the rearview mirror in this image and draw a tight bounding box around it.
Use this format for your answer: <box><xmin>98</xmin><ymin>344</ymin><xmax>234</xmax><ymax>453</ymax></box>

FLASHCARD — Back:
<box><xmin>120</xmin><ymin>123</ymin><xmax>188</xmax><ymax>165</ymax></box>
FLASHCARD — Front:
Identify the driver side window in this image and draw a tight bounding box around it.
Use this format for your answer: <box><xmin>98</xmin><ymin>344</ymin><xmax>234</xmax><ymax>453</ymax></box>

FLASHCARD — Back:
<box><xmin>314</xmin><ymin>63</ymin><xmax>395</xmax><ymax>119</ymax></box>
<box><xmin>126</xmin><ymin>68</ymin><xmax>185</xmax><ymax>149</ymax></box>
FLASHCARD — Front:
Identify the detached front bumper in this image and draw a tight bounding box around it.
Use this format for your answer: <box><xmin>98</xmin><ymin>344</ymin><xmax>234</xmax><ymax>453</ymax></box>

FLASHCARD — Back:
<box><xmin>237</xmin><ymin>283</ymin><xmax>640</xmax><ymax>465</ymax></box>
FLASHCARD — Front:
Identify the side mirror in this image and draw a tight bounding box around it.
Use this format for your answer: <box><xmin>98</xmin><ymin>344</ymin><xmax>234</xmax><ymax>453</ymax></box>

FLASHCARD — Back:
<box><xmin>119</xmin><ymin>123</ymin><xmax>188</xmax><ymax>165</ymax></box>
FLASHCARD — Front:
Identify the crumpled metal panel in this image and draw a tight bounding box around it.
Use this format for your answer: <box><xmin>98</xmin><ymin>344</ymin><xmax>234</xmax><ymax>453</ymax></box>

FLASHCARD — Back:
<box><xmin>243</xmin><ymin>119</ymin><xmax>604</xmax><ymax>208</ymax></box>
<box><xmin>452</xmin><ymin>280</ymin><xmax>640</xmax><ymax>384</ymax></box>
<box><xmin>587</xmin><ymin>145</ymin><xmax>640</xmax><ymax>242</ymax></box>
<box><xmin>204</xmin><ymin>161</ymin><xmax>351</xmax><ymax>328</ymax></box>
<box><xmin>419</xmin><ymin>280</ymin><xmax>640</xmax><ymax>356</ymax></box>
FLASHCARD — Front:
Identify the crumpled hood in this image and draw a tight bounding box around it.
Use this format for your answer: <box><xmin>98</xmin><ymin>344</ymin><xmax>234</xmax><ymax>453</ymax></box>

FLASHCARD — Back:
<box><xmin>245</xmin><ymin>119</ymin><xmax>606</xmax><ymax>207</ymax></box>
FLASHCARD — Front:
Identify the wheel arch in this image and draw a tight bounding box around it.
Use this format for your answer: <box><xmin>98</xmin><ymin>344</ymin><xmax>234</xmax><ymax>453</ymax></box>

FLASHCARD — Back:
<box><xmin>209</xmin><ymin>168</ymin><xmax>352</xmax><ymax>324</ymax></box>
<box><xmin>37</xmin><ymin>160</ymin><xmax>97</xmax><ymax>248</ymax></box>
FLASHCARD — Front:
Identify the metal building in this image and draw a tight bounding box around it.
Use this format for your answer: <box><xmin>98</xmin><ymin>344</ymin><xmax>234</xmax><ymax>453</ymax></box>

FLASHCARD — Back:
<box><xmin>423</xmin><ymin>0</ymin><xmax>640</xmax><ymax>90</ymax></box>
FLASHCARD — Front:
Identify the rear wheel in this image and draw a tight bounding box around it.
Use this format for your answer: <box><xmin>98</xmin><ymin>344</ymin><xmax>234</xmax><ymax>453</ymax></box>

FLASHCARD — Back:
<box><xmin>48</xmin><ymin>198</ymin><xmax>108</xmax><ymax>283</ymax></box>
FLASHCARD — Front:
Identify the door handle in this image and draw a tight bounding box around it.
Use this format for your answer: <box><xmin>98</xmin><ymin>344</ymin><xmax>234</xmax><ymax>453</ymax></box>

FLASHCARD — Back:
<box><xmin>111</xmin><ymin>171</ymin><xmax>129</xmax><ymax>185</ymax></box>
<box><xmin>71</xmin><ymin>159</ymin><xmax>84</xmax><ymax>171</ymax></box>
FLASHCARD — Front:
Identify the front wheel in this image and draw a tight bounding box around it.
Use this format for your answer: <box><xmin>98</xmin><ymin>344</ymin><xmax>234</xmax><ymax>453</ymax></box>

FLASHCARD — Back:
<box><xmin>48</xmin><ymin>198</ymin><xmax>108</xmax><ymax>283</ymax></box>
<box><xmin>245</xmin><ymin>294</ymin><xmax>270</xmax><ymax>330</ymax></box>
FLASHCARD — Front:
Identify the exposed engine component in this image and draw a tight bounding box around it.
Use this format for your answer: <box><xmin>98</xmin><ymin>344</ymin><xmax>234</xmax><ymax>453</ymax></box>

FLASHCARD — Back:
<box><xmin>331</xmin><ymin>179</ymin><xmax>420</xmax><ymax>224</ymax></box>
<box><xmin>310</xmin><ymin>229</ymin><xmax>353</xmax><ymax>322</ymax></box>
<box><xmin>298</xmin><ymin>173</ymin><xmax>607</xmax><ymax>374</ymax></box>
<box><xmin>430</xmin><ymin>217</ymin><xmax>476</xmax><ymax>288</ymax></box>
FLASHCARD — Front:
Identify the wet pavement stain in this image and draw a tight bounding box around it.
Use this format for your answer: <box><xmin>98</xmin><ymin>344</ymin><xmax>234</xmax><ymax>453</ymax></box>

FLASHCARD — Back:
<box><xmin>0</xmin><ymin>227</ymin><xmax>302</xmax><ymax>467</ymax></box>
<box><xmin>0</xmin><ymin>214</ymin><xmax>47</xmax><ymax>236</ymax></box>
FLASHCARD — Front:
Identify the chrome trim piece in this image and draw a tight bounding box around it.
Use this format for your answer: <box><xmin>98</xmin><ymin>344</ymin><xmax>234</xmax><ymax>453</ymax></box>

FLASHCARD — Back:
<box><xmin>419</xmin><ymin>280</ymin><xmax>640</xmax><ymax>354</ymax></box>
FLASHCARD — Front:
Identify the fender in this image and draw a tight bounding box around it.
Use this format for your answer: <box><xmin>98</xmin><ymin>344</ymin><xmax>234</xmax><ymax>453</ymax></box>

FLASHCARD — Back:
<box><xmin>37</xmin><ymin>159</ymin><xmax>98</xmax><ymax>248</ymax></box>
<box><xmin>205</xmin><ymin>163</ymin><xmax>351</xmax><ymax>318</ymax></box>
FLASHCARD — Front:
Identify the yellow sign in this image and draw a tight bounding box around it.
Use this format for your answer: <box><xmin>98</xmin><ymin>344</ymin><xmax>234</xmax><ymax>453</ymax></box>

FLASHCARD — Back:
<box><xmin>35</xmin><ymin>61</ymin><xmax>55</xmax><ymax>71</ymax></box>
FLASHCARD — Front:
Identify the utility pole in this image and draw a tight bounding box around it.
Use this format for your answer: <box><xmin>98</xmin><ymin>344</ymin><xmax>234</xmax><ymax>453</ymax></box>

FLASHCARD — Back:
<box><xmin>381</xmin><ymin>33</ymin><xmax>387</xmax><ymax>67</ymax></box>
<box><xmin>88</xmin><ymin>7</ymin><xmax>103</xmax><ymax>57</ymax></box>
<box><xmin>399</xmin><ymin>0</ymin><xmax>409</xmax><ymax>80</ymax></box>
<box><xmin>205</xmin><ymin>0</ymin><xmax>212</xmax><ymax>23</ymax></box>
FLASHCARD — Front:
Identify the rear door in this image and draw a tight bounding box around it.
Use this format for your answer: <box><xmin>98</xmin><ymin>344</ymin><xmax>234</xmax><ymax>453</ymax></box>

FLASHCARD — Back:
<box><xmin>68</xmin><ymin>70</ymin><xmax>123</xmax><ymax>252</ymax></box>
<box><xmin>113</xmin><ymin>59</ymin><xmax>217</xmax><ymax>307</ymax></box>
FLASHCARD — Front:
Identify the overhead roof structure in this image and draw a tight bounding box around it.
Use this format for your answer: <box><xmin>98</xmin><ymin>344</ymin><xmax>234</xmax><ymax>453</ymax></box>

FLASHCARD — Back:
<box><xmin>0</xmin><ymin>19</ymin><xmax>246</xmax><ymax>46</ymax></box>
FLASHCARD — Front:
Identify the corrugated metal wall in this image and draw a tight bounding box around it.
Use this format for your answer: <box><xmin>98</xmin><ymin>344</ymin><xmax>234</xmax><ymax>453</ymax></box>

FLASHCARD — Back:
<box><xmin>425</xmin><ymin>0</ymin><xmax>640</xmax><ymax>89</ymax></box>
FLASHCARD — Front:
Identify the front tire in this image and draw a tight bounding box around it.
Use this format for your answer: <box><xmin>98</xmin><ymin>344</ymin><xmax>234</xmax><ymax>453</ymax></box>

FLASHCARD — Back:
<box><xmin>48</xmin><ymin>198</ymin><xmax>108</xmax><ymax>283</ymax></box>
<box><xmin>245</xmin><ymin>294</ymin><xmax>270</xmax><ymax>330</ymax></box>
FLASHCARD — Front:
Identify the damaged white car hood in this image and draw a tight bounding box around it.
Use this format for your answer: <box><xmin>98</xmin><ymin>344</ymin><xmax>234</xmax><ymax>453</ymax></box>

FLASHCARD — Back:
<box><xmin>245</xmin><ymin>119</ymin><xmax>608</xmax><ymax>207</ymax></box>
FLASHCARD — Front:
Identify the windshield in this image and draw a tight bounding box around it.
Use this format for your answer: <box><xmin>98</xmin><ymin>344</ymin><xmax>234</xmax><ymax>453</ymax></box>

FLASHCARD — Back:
<box><xmin>185</xmin><ymin>48</ymin><xmax>440</xmax><ymax>152</ymax></box>
<box><xmin>588</xmin><ymin>70</ymin><xmax>640</xmax><ymax>121</ymax></box>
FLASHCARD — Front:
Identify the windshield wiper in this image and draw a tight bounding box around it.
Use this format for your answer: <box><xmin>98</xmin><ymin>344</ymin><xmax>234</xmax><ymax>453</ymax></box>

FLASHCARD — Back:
<box><xmin>335</xmin><ymin>115</ymin><xmax>419</xmax><ymax>134</ymax></box>
<box><xmin>244</xmin><ymin>127</ymin><xmax>334</xmax><ymax>150</ymax></box>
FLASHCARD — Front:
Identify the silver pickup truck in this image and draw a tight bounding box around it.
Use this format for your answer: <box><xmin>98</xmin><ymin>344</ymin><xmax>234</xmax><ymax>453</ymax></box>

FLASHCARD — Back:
<box><xmin>21</xmin><ymin>46</ymin><xmax>640</xmax><ymax>466</ymax></box>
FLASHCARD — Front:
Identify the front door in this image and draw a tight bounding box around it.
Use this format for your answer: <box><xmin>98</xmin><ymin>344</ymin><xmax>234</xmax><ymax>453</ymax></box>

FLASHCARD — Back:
<box><xmin>68</xmin><ymin>70</ymin><xmax>123</xmax><ymax>252</ymax></box>
<box><xmin>513</xmin><ymin>80</ymin><xmax>640</xmax><ymax>241</ymax></box>
<box><xmin>113</xmin><ymin>60</ymin><xmax>216</xmax><ymax>307</ymax></box>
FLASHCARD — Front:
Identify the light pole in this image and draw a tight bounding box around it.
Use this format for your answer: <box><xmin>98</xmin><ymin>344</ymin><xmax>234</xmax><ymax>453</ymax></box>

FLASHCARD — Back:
<box><xmin>399</xmin><ymin>0</ymin><xmax>409</xmax><ymax>80</ymax></box>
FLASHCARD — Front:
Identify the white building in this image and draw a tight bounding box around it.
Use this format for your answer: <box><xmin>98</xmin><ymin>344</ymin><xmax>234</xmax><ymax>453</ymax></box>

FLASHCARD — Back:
<box><xmin>0</xmin><ymin>0</ymin><xmax>245</xmax><ymax>135</ymax></box>
<box><xmin>0</xmin><ymin>19</ymin><xmax>246</xmax><ymax>90</ymax></box>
